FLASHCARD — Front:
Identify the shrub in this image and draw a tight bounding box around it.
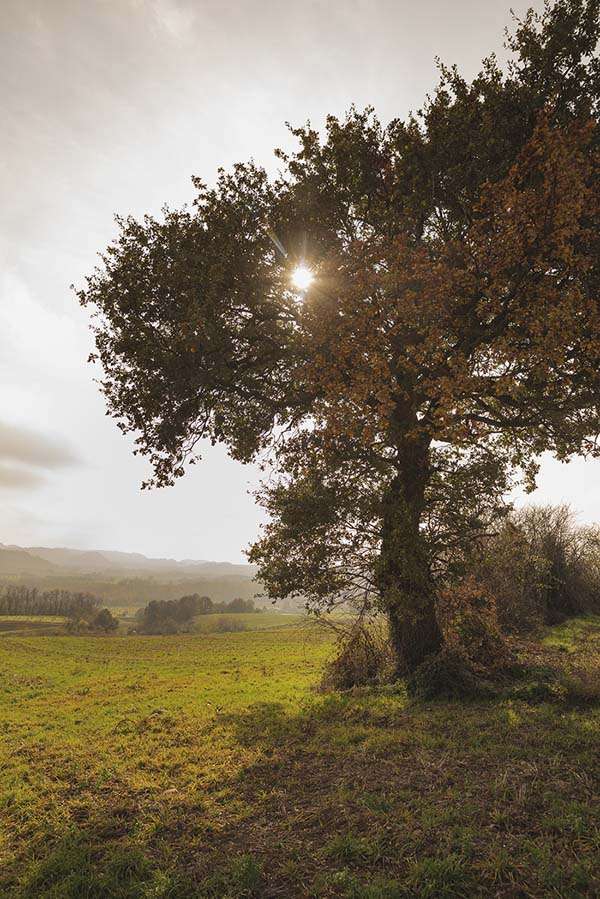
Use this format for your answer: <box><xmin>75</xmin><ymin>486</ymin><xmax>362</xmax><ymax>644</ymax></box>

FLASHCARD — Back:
<box><xmin>406</xmin><ymin>648</ymin><xmax>485</xmax><ymax>700</ymax></box>
<box><xmin>408</xmin><ymin>577</ymin><xmax>512</xmax><ymax>699</ymax></box>
<box><xmin>321</xmin><ymin>619</ymin><xmax>394</xmax><ymax>691</ymax></box>
<box><xmin>65</xmin><ymin>617</ymin><xmax>91</xmax><ymax>635</ymax></box>
<box><xmin>213</xmin><ymin>617</ymin><xmax>247</xmax><ymax>633</ymax></box>
<box><xmin>91</xmin><ymin>608</ymin><xmax>119</xmax><ymax>633</ymax></box>
<box><xmin>475</xmin><ymin>505</ymin><xmax>600</xmax><ymax>631</ymax></box>
<box><xmin>436</xmin><ymin>576</ymin><xmax>513</xmax><ymax>676</ymax></box>
<box><xmin>474</xmin><ymin>520</ymin><xmax>547</xmax><ymax>632</ymax></box>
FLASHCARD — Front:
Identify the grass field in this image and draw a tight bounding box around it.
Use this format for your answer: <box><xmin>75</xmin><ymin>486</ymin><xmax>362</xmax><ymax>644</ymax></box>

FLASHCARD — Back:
<box><xmin>192</xmin><ymin>611</ymin><xmax>304</xmax><ymax>633</ymax></box>
<box><xmin>0</xmin><ymin>615</ymin><xmax>67</xmax><ymax>636</ymax></box>
<box><xmin>1</xmin><ymin>619</ymin><xmax>599</xmax><ymax>897</ymax></box>
<box><xmin>0</xmin><ymin>610</ymin><xmax>302</xmax><ymax>638</ymax></box>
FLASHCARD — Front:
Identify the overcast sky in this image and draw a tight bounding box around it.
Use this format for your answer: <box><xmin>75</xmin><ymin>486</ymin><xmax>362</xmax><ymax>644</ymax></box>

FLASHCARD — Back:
<box><xmin>2</xmin><ymin>0</ymin><xmax>598</xmax><ymax>562</ymax></box>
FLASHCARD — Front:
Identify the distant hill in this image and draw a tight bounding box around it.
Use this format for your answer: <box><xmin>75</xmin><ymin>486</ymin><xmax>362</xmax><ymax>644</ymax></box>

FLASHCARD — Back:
<box><xmin>21</xmin><ymin>545</ymin><xmax>257</xmax><ymax>578</ymax></box>
<box><xmin>0</xmin><ymin>547</ymin><xmax>57</xmax><ymax>576</ymax></box>
<box><xmin>0</xmin><ymin>545</ymin><xmax>312</xmax><ymax>611</ymax></box>
<box><xmin>0</xmin><ymin>542</ymin><xmax>269</xmax><ymax>608</ymax></box>
<box><xmin>27</xmin><ymin>547</ymin><xmax>115</xmax><ymax>571</ymax></box>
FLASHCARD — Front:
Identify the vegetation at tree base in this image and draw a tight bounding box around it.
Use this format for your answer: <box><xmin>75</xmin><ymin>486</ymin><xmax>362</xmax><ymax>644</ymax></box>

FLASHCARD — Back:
<box><xmin>318</xmin><ymin>503</ymin><xmax>600</xmax><ymax>694</ymax></box>
<box><xmin>1</xmin><ymin>618</ymin><xmax>600</xmax><ymax>897</ymax></box>
<box><xmin>79</xmin><ymin>0</ymin><xmax>600</xmax><ymax>678</ymax></box>
<box><xmin>134</xmin><ymin>593</ymin><xmax>260</xmax><ymax>634</ymax></box>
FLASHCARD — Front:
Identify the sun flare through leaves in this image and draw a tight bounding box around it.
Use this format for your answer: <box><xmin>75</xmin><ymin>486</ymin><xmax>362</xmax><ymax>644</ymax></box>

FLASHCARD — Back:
<box><xmin>291</xmin><ymin>263</ymin><xmax>314</xmax><ymax>291</ymax></box>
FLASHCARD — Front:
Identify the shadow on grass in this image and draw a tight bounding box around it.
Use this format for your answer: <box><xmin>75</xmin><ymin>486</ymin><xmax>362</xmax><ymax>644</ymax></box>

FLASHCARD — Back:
<box><xmin>6</xmin><ymin>673</ymin><xmax>600</xmax><ymax>898</ymax></box>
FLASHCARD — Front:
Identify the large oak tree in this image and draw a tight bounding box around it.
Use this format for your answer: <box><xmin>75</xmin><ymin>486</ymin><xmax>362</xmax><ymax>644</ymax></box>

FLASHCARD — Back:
<box><xmin>80</xmin><ymin>0</ymin><xmax>600</xmax><ymax>674</ymax></box>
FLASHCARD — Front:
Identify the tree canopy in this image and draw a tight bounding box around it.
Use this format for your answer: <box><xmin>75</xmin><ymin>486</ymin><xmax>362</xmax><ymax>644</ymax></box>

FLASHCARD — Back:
<box><xmin>80</xmin><ymin>0</ymin><xmax>600</xmax><ymax>673</ymax></box>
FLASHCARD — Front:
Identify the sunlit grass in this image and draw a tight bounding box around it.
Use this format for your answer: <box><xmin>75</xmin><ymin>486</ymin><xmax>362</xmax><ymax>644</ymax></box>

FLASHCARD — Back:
<box><xmin>0</xmin><ymin>619</ymin><xmax>599</xmax><ymax>896</ymax></box>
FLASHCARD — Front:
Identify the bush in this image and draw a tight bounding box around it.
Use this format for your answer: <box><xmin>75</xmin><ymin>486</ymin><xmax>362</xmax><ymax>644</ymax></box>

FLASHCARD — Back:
<box><xmin>407</xmin><ymin>577</ymin><xmax>513</xmax><ymax>700</ymax></box>
<box><xmin>406</xmin><ymin>648</ymin><xmax>484</xmax><ymax>700</ymax></box>
<box><xmin>65</xmin><ymin>608</ymin><xmax>119</xmax><ymax>635</ymax></box>
<box><xmin>436</xmin><ymin>576</ymin><xmax>513</xmax><ymax>676</ymax></box>
<box><xmin>213</xmin><ymin>617</ymin><xmax>247</xmax><ymax>633</ymax></box>
<box><xmin>142</xmin><ymin>616</ymin><xmax>181</xmax><ymax>635</ymax></box>
<box><xmin>92</xmin><ymin>608</ymin><xmax>119</xmax><ymax>633</ymax></box>
<box><xmin>474</xmin><ymin>520</ymin><xmax>547</xmax><ymax>632</ymax></box>
<box><xmin>65</xmin><ymin>617</ymin><xmax>91</xmax><ymax>635</ymax></box>
<box><xmin>321</xmin><ymin>619</ymin><xmax>394</xmax><ymax>691</ymax></box>
<box><xmin>475</xmin><ymin>505</ymin><xmax>600</xmax><ymax>631</ymax></box>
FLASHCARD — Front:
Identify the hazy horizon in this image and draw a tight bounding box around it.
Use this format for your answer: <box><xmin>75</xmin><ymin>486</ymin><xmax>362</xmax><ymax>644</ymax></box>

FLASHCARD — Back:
<box><xmin>1</xmin><ymin>538</ymin><xmax>254</xmax><ymax>566</ymax></box>
<box><xmin>4</xmin><ymin>0</ymin><xmax>600</xmax><ymax>562</ymax></box>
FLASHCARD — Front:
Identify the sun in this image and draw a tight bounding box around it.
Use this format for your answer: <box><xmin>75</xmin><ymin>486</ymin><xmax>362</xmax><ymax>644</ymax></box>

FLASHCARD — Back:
<box><xmin>291</xmin><ymin>263</ymin><xmax>314</xmax><ymax>291</ymax></box>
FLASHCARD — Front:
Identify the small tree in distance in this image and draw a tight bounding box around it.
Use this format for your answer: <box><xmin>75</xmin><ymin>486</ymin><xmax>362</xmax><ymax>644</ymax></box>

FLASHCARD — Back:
<box><xmin>92</xmin><ymin>608</ymin><xmax>119</xmax><ymax>633</ymax></box>
<box><xmin>79</xmin><ymin>1</ymin><xmax>600</xmax><ymax>676</ymax></box>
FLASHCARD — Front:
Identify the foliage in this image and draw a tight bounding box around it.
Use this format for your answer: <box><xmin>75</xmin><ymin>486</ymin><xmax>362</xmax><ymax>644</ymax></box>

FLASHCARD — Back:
<box><xmin>248</xmin><ymin>440</ymin><xmax>512</xmax><ymax>615</ymax></box>
<box><xmin>405</xmin><ymin>576</ymin><xmax>515</xmax><ymax>699</ymax></box>
<box><xmin>0</xmin><ymin>585</ymin><xmax>100</xmax><ymax>619</ymax></box>
<box><xmin>66</xmin><ymin>607</ymin><xmax>120</xmax><ymax>635</ymax></box>
<box><xmin>135</xmin><ymin>593</ymin><xmax>260</xmax><ymax>634</ymax></box>
<box><xmin>0</xmin><ymin>572</ymin><xmax>263</xmax><ymax>609</ymax></box>
<box><xmin>79</xmin><ymin>0</ymin><xmax>600</xmax><ymax>671</ymax></box>
<box><xmin>475</xmin><ymin>504</ymin><xmax>600</xmax><ymax>630</ymax></box>
<box><xmin>92</xmin><ymin>608</ymin><xmax>120</xmax><ymax>633</ymax></box>
<box><xmin>406</xmin><ymin>648</ymin><xmax>485</xmax><ymax>700</ymax></box>
<box><xmin>436</xmin><ymin>577</ymin><xmax>513</xmax><ymax>677</ymax></box>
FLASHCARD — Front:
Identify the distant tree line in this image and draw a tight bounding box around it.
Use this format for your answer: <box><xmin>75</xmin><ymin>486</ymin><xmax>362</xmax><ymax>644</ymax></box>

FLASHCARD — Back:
<box><xmin>134</xmin><ymin>593</ymin><xmax>260</xmax><ymax>634</ymax></box>
<box><xmin>2</xmin><ymin>574</ymin><xmax>261</xmax><ymax>608</ymax></box>
<box><xmin>0</xmin><ymin>585</ymin><xmax>101</xmax><ymax>618</ymax></box>
<box><xmin>0</xmin><ymin>585</ymin><xmax>120</xmax><ymax>634</ymax></box>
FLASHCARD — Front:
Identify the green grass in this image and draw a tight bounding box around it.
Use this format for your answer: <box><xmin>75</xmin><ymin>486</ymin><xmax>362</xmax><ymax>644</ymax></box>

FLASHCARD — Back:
<box><xmin>192</xmin><ymin>611</ymin><xmax>304</xmax><ymax>632</ymax></box>
<box><xmin>0</xmin><ymin>610</ymin><xmax>301</xmax><ymax>638</ymax></box>
<box><xmin>0</xmin><ymin>615</ymin><xmax>66</xmax><ymax>622</ymax></box>
<box><xmin>1</xmin><ymin>619</ymin><xmax>599</xmax><ymax>896</ymax></box>
<box><xmin>542</xmin><ymin>614</ymin><xmax>600</xmax><ymax>653</ymax></box>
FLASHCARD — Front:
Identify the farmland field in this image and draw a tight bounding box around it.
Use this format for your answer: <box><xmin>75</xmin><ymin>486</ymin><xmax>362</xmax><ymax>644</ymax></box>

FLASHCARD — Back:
<box><xmin>1</xmin><ymin>619</ymin><xmax>600</xmax><ymax>897</ymax></box>
<box><xmin>0</xmin><ymin>610</ymin><xmax>303</xmax><ymax>638</ymax></box>
<box><xmin>0</xmin><ymin>615</ymin><xmax>67</xmax><ymax>636</ymax></box>
<box><xmin>192</xmin><ymin>611</ymin><xmax>304</xmax><ymax>632</ymax></box>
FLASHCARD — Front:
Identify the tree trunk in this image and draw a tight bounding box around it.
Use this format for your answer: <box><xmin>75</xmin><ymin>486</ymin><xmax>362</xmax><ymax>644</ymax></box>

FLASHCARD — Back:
<box><xmin>378</xmin><ymin>438</ymin><xmax>443</xmax><ymax>675</ymax></box>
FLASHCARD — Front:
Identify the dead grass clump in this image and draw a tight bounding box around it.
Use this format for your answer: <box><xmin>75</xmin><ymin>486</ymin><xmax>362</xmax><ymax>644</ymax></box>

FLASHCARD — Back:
<box><xmin>321</xmin><ymin>619</ymin><xmax>393</xmax><ymax>691</ymax></box>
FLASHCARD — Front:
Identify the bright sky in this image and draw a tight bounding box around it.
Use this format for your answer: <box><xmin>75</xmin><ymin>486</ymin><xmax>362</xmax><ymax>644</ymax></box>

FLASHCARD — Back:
<box><xmin>2</xmin><ymin>0</ymin><xmax>598</xmax><ymax>562</ymax></box>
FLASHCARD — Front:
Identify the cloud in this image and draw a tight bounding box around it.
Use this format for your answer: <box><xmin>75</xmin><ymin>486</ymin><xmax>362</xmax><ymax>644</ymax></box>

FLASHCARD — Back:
<box><xmin>0</xmin><ymin>421</ymin><xmax>79</xmax><ymax>470</ymax></box>
<box><xmin>0</xmin><ymin>463</ymin><xmax>45</xmax><ymax>489</ymax></box>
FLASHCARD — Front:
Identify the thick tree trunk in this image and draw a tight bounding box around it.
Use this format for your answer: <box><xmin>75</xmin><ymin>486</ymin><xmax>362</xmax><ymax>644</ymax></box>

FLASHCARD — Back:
<box><xmin>378</xmin><ymin>438</ymin><xmax>443</xmax><ymax>675</ymax></box>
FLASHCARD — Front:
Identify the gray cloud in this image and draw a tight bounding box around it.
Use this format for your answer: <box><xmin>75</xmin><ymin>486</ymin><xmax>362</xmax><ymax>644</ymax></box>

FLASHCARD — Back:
<box><xmin>0</xmin><ymin>422</ymin><xmax>79</xmax><ymax>470</ymax></box>
<box><xmin>4</xmin><ymin>0</ymin><xmax>597</xmax><ymax>558</ymax></box>
<box><xmin>0</xmin><ymin>463</ymin><xmax>45</xmax><ymax>489</ymax></box>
